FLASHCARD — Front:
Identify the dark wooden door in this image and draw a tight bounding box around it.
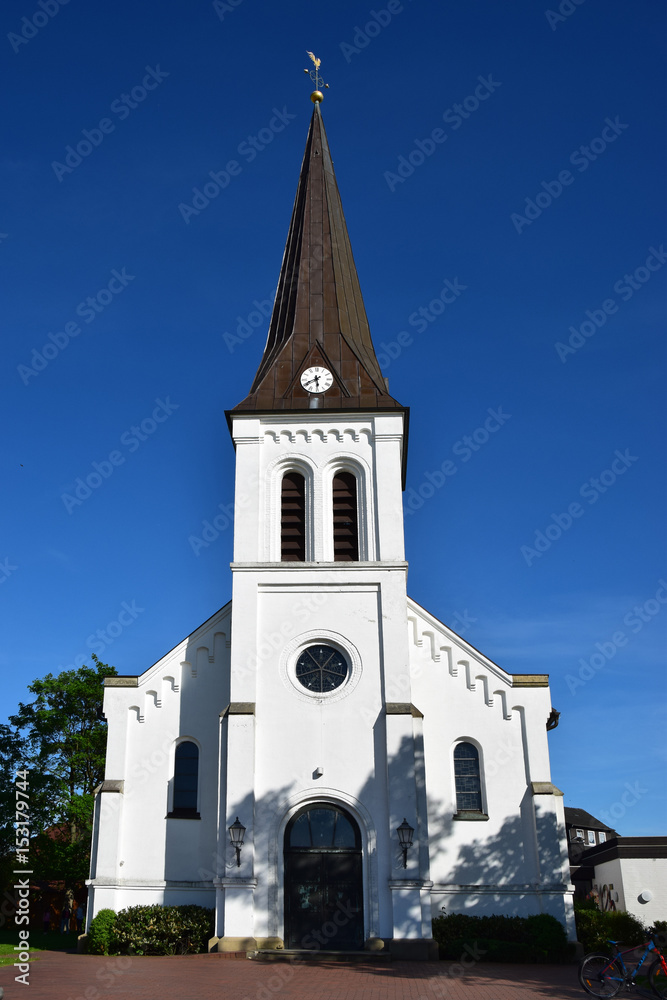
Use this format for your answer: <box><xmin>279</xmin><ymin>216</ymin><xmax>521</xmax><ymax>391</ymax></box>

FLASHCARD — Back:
<box><xmin>284</xmin><ymin>850</ymin><xmax>363</xmax><ymax>950</ymax></box>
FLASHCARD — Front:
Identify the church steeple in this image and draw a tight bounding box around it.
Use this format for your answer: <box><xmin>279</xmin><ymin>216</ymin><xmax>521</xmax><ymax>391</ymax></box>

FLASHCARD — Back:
<box><xmin>232</xmin><ymin>103</ymin><xmax>403</xmax><ymax>412</ymax></box>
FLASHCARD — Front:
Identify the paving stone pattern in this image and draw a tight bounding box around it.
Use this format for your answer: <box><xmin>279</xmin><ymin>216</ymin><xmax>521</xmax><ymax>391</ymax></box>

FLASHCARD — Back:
<box><xmin>5</xmin><ymin>950</ymin><xmax>585</xmax><ymax>1000</ymax></box>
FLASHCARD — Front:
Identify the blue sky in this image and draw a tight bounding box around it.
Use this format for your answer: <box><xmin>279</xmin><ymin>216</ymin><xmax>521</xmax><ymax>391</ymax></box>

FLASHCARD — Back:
<box><xmin>2</xmin><ymin>0</ymin><xmax>665</xmax><ymax>836</ymax></box>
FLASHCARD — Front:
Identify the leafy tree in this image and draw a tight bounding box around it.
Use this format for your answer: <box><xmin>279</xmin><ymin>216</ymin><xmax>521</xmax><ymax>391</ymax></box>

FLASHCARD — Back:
<box><xmin>0</xmin><ymin>656</ymin><xmax>115</xmax><ymax>888</ymax></box>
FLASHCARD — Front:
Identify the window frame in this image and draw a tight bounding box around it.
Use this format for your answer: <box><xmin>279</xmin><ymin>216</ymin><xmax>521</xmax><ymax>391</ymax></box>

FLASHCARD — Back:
<box><xmin>269</xmin><ymin>458</ymin><xmax>315</xmax><ymax>562</ymax></box>
<box><xmin>452</xmin><ymin>739</ymin><xmax>488</xmax><ymax>821</ymax></box>
<box><xmin>167</xmin><ymin>738</ymin><xmax>201</xmax><ymax>820</ymax></box>
<box><xmin>322</xmin><ymin>458</ymin><xmax>372</xmax><ymax>561</ymax></box>
<box><xmin>332</xmin><ymin>470</ymin><xmax>359</xmax><ymax>562</ymax></box>
<box><xmin>280</xmin><ymin>470</ymin><xmax>307</xmax><ymax>562</ymax></box>
<box><xmin>280</xmin><ymin>630</ymin><xmax>363</xmax><ymax>705</ymax></box>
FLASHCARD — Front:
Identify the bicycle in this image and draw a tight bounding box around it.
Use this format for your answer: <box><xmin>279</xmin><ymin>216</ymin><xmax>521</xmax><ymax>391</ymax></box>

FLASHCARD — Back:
<box><xmin>579</xmin><ymin>935</ymin><xmax>667</xmax><ymax>997</ymax></box>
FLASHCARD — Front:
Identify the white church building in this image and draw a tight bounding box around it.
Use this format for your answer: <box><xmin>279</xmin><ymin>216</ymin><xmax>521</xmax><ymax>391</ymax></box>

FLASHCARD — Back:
<box><xmin>87</xmin><ymin>95</ymin><xmax>575</xmax><ymax>958</ymax></box>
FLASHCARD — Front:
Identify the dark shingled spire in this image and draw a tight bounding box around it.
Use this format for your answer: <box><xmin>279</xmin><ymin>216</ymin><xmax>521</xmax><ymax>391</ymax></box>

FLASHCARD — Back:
<box><xmin>232</xmin><ymin>103</ymin><xmax>403</xmax><ymax>412</ymax></box>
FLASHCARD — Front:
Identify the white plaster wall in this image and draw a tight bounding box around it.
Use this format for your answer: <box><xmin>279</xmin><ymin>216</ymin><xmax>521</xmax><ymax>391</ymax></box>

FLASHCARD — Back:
<box><xmin>226</xmin><ymin>411</ymin><xmax>417</xmax><ymax>942</ymax></box>
<box><xmin>595</xmin><ymin>857</ymin><xmax>667</xmax><ymax>924</ymax></box>
<box><xmin>227</xmin><ymin>563</ymin><xmax>415</xmax><ymax>941</ymax></box>
<box><xmin>88</xmin><ymin>606</ymin><xmax>232</xmax><ymax>919</ymax></box>
<box><xmin>407</xmin><ymin>600</ymin><xmax>572</xmax><ymax>934</ymax></box>
<box><xmin>231</xmin><ymin>412</ymin><xmax>406</xmax><ymax>564</ymax></box>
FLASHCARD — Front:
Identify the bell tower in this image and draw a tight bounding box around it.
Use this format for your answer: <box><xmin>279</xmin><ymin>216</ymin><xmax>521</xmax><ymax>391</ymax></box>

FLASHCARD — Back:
<box><xmin>216</xmin><ymin>78</ymin><xmax>434</xmax><ymax>955</ymax></box>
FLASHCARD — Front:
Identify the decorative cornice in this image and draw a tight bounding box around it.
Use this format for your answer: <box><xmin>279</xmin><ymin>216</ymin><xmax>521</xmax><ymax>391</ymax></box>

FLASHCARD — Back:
<box><xmin>221</xmin><ymin>703</ymin><xmax>256</xmax><ymax>716</ymax></box>
<box><xmin>213</xmin><ymin>877</ymin><xmax>258</xmax><ymax>889</ymax></box>
<box><xmin>95</xmin><ymin>780</ymin><xmax>124</xmax><ymax>794</ymax></box>
<box><xmin>531</xmin><ymin>781</ymin><xmax>564</xmax><ymax>796</ymax></box>
<box><xmin>388</xmin><ymin>879</ymin><xmax>433</xmax><ymax>890</ymax></box>
<box><xmin>232</xmin><ymin>561</ymin><xmax>408</xmax><ymax>571</ymax></box>
<box><xmin>430</xmin><ymin>882</ymin><xmax>572</xmax><ymax>894</ymax></box>
<box><xmin>512</xmin><ymin>674</ymin><xmax>549</xmax><ymax>687</ymax></box>
<box><xmin>385</xmin><ymin>703</ymin><xmax>423</xmax><ymax>718</ymax></box>
<box><xmin>87</xmin><ymin>878</ymin><xmax>215</xmax><ymax>888</ymax></box>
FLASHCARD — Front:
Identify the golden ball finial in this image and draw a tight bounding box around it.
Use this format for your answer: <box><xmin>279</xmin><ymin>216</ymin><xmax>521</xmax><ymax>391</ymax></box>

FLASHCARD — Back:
<box><xmin>310</xmin><ymin>90</ymin><xmax>324</xmax><ymax>104</ymax></box>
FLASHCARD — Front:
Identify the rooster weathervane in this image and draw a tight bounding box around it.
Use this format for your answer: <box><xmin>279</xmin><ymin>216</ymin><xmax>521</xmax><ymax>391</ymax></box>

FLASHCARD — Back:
<box><xmin>304</xmin><ymin>51</ymin><xmax>329</xmax><ymax>103</ymax></box>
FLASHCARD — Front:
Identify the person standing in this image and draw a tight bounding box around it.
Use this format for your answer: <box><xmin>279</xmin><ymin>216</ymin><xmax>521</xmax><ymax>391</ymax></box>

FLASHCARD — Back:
<box><xmin>60</xmin><ymin>903</ymin><xmax>71</xmax><ymax>934</ymax></box>
<box><xmin>42</xmin><ymin>907</ymin><xmax>51</xmax><ymax>933</ymax></box>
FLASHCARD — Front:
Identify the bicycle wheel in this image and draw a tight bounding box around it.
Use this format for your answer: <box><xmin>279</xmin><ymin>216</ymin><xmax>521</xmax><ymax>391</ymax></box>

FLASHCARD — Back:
<box><xmin>649</xmin><ymin>957</ymin><xmax>667</xmax><ymax>997</ymax></box>
<box><xmin>578</xmin><ymin>953</ymin><xmax>624</xmax><ymax>997</ymax></box>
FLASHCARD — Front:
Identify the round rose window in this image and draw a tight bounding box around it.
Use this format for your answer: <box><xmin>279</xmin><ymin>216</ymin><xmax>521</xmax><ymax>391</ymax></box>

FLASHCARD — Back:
<box><xmin>295</xmin><ymin>644</ymin><xmax>349</xmax><ymax>693</ymax></box>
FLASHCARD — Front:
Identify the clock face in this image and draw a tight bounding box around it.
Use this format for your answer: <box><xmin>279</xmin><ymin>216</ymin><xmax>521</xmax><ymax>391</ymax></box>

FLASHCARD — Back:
<box><xmin>300</xmin><ymin>366</ymin><xmax>333</xmax><ymax>394</ymax></box>
<box><xmin>295</xmin><ymin>644</ymin><xmax>348</xmax><ymax>692</ymax></box>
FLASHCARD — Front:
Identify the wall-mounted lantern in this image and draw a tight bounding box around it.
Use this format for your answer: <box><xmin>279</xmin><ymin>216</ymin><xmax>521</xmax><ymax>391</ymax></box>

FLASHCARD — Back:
<box><xmin>397</xmin><ymin>818</ymin><xmax>414</xmax><ymax>869</ymax></box>
<box><xmin>228</xmin><ymin>817</ymin><xmax>246</xmax><ymax>867</ymax></box>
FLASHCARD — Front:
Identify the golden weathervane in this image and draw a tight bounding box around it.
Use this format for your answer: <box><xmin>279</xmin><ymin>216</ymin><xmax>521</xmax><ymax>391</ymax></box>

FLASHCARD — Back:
<box><xmin>304</xmin><ymin>51</ymin><xmax>329</xmax><ymax>103</ymax></box>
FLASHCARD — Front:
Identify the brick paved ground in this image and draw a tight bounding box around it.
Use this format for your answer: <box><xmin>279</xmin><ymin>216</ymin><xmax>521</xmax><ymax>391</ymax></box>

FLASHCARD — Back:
<box><xmin>2</xmin><ymin>950</ymin><xmax>585</xmax><ymax>1000</ymax></box>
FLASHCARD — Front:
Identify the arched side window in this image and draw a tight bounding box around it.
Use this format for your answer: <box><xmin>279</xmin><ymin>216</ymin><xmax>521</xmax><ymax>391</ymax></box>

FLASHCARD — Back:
<box><xmin>332</xmin><ymin>471</ymin><xmax>358</xmax><ymax>561</ymax></box>
<box><xmin>169</xmin><ymin>741</ymin><xmax>199</xmax><ymax>818</ymax></box>
<box><xmin>281</xmin><ymin>472</ymin><xmax>306</xmax><ymax>561</ymax></box>
<box><xmin>453</xmin><ymin>742</ymin><xmax>482</xmax><ymax>813</ymax></box>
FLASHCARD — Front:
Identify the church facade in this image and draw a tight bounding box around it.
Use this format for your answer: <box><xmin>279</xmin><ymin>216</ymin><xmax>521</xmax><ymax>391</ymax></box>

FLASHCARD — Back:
<box><xmin>87</xmin><ymin>98</ymin><xmax>575</xmax><ymax>956</ymax></box>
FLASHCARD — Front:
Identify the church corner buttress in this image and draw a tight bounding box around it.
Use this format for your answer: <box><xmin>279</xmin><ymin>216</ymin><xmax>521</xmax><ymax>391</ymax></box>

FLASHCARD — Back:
<box><xmin>87</xmin><ymin>99</ymin><xmax>575</xmax><ymax>956</ymax></box>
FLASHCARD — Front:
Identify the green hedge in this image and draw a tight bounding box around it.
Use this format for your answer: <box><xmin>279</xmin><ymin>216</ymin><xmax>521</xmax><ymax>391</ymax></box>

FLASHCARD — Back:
<box><xmin>87</xmin><ymin>909</ymin><xmax>118</xmax><ymax>955</ymax></box>
<box><xmin>87</xmin><ymin>905</ymin><xmax>214</xmax><ymax>955</ymax></box>
<box><xmin>573</xmin><ymin>901</ymin><xmax>647</xmax><ymax>954</ymax></box>
<box><xmin>432</xmin><ymin>912</ymin><xmax>571</xmax><ymax>963</ymax></box>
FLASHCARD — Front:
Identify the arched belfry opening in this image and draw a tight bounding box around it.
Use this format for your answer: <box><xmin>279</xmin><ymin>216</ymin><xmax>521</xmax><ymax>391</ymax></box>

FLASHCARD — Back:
<box><xmin>283</xmin><ymin>803</ymin><xmax>364</xmax><ymax>950</ymax></box>
<box><xmin>281</xmin><ymin>472</ymin><xmax>306</xmax><ymax>561</ymax></box>
<box><xmin>332</xmin><ymin>471</ymin><xmax>359</xmax><ymax>561</ymax></box>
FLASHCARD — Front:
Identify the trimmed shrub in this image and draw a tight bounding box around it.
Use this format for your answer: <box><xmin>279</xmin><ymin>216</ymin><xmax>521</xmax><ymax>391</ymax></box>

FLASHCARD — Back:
<box><xmin>87</xmin><ymin>909</ymin><xmax>118</xmax><ymax>955</ymax></box>
<box><xmin>573</xmin><ymin>902</ymin><xmax>647</xmax><ymax>954</ymax></box>
<box><xmin>432</xmin><ymin>912</ymin><xmax>570</xmax><ymax>963</ymax></box>
<box><xmin>524</xmin><ymin>913</ymin><xmax>569</xmax><ymax>961</ymax></box>
<box><xmin>112</xmin><ymin>904</ymin><xmax>214</xmax><ymax>956</ymax></box>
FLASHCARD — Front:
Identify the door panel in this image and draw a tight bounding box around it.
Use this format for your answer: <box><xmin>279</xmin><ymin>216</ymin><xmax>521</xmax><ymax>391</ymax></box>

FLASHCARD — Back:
<box><xmin>284</xmin><ymin>851</ymin><xmax>363</xmax><ymax>950</ymax></box>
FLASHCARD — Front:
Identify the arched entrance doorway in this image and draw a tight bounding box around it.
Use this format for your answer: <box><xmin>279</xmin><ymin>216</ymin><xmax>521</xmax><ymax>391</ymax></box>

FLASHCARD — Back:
<box><xmin>284</xmin><ymin>804</ymin><xmax>364</xmax><ymax>950</ymax></box>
